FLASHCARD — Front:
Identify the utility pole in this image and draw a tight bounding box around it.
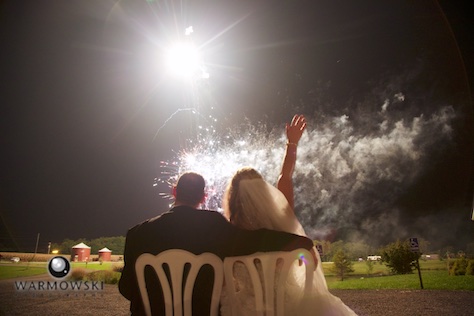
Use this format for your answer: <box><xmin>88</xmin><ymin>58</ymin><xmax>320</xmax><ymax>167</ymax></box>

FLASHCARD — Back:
<box><xmin>34</xmin><ymin>233</ymin><xmax>40</xmax><ymax>255</ymax></box>
<box><xmin>27</xmin><ymin>233</ymin><xmax>40</xmax><ymax>270</ymax></box>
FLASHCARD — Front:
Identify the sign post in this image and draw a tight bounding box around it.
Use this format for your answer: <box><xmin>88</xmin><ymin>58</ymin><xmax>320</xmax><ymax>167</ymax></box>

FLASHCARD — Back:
<box><xmin>409</xmin><ymin>237</ymin><xmax>423</xmax><ymax>289</ymax></box>
<box><xmin>315</xmin><ymin>244</ymin><xmax>323</xmax><ymax>257</ymax></box>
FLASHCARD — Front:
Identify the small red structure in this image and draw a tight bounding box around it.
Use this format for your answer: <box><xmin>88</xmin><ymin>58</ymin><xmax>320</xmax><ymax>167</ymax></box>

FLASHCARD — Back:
<box><xmin>71</xmin><ymin>242</ymin><xmax>91</xmax><ymax>262</ymax></box>
<box><xmin>98</xmin><ymin>247</ymin><xmax>112</xmax><ymax>261</ymax></box>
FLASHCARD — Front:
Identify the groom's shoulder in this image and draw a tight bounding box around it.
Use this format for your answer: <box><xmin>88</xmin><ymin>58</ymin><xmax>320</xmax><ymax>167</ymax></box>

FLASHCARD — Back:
<box><xmin>194</xmin><ymin>208</ymin><xmax>229</xmax><ymax>221</ymax></box>
<box><xmin>126</xmin><ymin>208</ymin><xmax>174</xmax><ymax>232</ymax></box>
<box><xmin>127</xmin><ymin>206</ymin><xmax>229</xmax><ymax>234</ymax></box>
<box><xmin>256</xmin><ymin>228</ymin><xmax>313</xmax><ymax>248</ymax></box>
<box><xmin>146</xmin><ymin>206</ymin><xmax>227</xmax><ymax>223</ymax></box>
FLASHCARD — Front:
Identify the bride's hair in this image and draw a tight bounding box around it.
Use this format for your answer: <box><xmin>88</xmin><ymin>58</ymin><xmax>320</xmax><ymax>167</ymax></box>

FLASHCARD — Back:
<box><xmin>224</xmin><ymin>167</ymin><xmax>304</xmax><ymax>233</ymax></box>
<box><xmin>223</xmin><ymin>167</ymin><xmax>262</xmax><ymax>225</ymax></box>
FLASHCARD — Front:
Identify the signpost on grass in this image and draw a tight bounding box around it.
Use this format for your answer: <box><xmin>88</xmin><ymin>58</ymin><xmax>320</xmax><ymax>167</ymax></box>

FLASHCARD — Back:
<box><xmin>410</xmin><ymin>237</ymin><xmax>424</xmax><ymax>289</ymax></box>
<box><xmin>315</xmin><ymin>244</ymin><xmax>323</xmax><ymax>260</ymax></box>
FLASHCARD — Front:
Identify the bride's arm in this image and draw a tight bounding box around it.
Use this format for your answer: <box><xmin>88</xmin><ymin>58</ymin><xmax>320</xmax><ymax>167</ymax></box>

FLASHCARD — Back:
<box><xmin>277</xmin><ymin>114</ymin><xmax>306</xmax><ymax>210</ymax></box>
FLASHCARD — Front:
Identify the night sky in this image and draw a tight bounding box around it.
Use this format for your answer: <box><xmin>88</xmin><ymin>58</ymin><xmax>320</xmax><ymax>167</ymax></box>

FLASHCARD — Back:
<box><xmin>1</xmin><ymin>0</ymin><xmax>473</xmax><ymax>252</ymax></box>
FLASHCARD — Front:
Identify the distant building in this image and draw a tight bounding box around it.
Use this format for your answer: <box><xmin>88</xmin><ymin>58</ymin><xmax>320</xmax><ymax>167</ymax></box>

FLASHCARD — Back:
<box><xmin>421</xmin><ymin>254</ymin><xmax>440</xmax><ymax>260</ymax></box>
<box><xmin>98</xmin><ymin>247</ymin><xmax>112</xmax><ymax>261</ymax></box>
<box><xmin>71</xmin><ymin>242</ymin><xmax>91</xmax><ymax>262</ymax></box>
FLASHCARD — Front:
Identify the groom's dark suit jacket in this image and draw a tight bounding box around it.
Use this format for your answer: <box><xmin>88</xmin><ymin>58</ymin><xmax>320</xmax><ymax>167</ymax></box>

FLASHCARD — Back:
<box><xmin>119</xmin><ymin>205</ymin><xmax>313</xmax><ymax>316</ymax></box>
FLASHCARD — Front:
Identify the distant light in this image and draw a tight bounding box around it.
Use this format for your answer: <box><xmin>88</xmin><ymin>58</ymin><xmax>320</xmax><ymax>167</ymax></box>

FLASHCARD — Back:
<box><xmin>163</xmin><ymin>27</ymin><xmax>209</xmax><ymax>80</ymax></box>
<box><xmin>52</xmin><ymin>250</ymin><xmax>59</xmax><ymax>254</ymax></box>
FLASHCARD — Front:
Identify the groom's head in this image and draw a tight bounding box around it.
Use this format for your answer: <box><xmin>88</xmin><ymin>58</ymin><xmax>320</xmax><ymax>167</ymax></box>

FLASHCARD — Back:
<box><xmin>173</xmin><ymin>172</ymin><xmax>206</xmax><ymax>208</ymax></box>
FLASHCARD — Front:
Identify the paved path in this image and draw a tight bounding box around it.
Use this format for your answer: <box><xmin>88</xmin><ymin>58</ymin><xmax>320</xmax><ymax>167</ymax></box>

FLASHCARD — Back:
<box><xmin>1</xmin><ymin>275</ymin><xmax>473</xmax><ymax>315</ymax></box>
<box><xmin>332</xmin><ymin>289</ymin><xmax>474</xmax><ymax>316</ymax></box>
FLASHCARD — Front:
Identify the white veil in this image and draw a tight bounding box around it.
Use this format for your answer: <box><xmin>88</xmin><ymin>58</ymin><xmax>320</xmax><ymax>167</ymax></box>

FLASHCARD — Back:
<box><xmin>231</xmin><ymin>178</ymin><xmax>328</xmax><ymax>290</ymax></box>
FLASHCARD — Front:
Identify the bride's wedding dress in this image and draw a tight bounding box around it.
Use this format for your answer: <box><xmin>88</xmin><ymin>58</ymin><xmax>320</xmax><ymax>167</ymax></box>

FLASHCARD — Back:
<box><xmin>220</xmin><ymin>178</ymin><xmax>357</xmax><ymax>316</ymax></box>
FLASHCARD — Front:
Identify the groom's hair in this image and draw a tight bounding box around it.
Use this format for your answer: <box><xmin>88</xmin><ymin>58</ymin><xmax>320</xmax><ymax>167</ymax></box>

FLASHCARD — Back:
<box><xmin>175</xmin><ymin>172</ymin><xmax>206</xmax><ymax>206</ymax></box>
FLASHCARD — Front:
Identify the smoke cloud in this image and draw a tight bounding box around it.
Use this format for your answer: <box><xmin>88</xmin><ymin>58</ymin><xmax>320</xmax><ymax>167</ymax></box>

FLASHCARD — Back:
<box><xmin>292</xmin><ymin>105</ymin><xmax>455</xmax><ymax>243</ymax></box>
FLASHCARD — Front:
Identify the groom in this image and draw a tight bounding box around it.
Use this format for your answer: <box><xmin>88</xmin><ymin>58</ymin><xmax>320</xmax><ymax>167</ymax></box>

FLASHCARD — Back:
<box><xmin>119</xmin><ymin>171</ymin><xmax>314</xmax><ymax>315</ymax></box>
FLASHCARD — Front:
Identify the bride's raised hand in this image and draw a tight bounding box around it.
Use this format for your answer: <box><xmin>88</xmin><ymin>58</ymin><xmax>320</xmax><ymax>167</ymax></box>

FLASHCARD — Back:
<box><xmin>278</xmin><ymin>114</ymin><xmax>307</xmax><ymax>210</ymax></box>
<box><xmin>286</xmin><ymin>114</ymin><xmax>307</xmax><ymax>145</ymax></box>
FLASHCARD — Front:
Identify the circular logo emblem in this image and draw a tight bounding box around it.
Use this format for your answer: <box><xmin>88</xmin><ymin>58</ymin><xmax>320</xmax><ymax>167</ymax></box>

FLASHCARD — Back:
<box><xmin>48</xmin><ymin>256</ymin><xmax>71</xmax><ymax>279</ymax></box>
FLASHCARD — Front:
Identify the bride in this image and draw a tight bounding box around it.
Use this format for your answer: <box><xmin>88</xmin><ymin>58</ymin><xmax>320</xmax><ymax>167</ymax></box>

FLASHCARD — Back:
<box><xmin>220</xmin><ymin>115</ymin><xmax>357</xmax><ymax>316</ymax></box>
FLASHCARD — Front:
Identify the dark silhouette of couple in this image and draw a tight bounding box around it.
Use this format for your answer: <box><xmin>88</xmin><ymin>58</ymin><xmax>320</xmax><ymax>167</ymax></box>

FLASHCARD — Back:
<box><xmin>119</xmin><ymin>115</ymin><xmax>357</xmax><ymax>315</ymax></box>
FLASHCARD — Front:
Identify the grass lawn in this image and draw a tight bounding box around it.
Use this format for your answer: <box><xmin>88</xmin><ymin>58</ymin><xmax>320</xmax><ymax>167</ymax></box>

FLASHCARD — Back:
<box><xmin>324</xmin><ymin>260</ymin><xmax>474</xmax><ymax>290</ymax></box>
<box><xmin>326</xmin><ymin>271</ymin><xmax>474</xmax><ymax>290</ymax></box>
<box><xmin>2</xmin><ymin>259</ymin><xmax>473</xmax><ymax>290</ymax></box>
<box><xmin>70</xmin><ymin>261</ymin><xmax>118</xmax><ymax>271</ymax></box>
<box><xmin>0</xmin><ymin>261</ymin><xmax>123</xmax><ymax>280</ymax></box>
<box><xmin>0</xmin><ymin>263</ymin><xmax>47</xmax><ymax>280</ymax></box>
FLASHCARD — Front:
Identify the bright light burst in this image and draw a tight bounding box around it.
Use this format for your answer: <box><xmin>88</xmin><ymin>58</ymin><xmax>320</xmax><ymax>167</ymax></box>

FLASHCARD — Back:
<box><xmin>163</xmin><ymin>26</ymin><xmax>209</xmax><ymax>80</ymax></box>
<box><xmin>164</xmin><ymin>42</ymin><xmax>200</xmax><ymax>78</ymax></box>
